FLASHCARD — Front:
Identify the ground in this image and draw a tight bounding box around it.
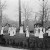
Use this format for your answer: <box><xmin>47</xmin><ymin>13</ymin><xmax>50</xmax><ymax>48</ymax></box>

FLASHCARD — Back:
<box><xmin>0</xmin><ymin>46</ymin><xmax>28</xmax><ymax>50</ymax></box>
<box><xmin>0</xmin><ymin>46</ymin><xmax>50</xmax><ymax>50</ymax></box>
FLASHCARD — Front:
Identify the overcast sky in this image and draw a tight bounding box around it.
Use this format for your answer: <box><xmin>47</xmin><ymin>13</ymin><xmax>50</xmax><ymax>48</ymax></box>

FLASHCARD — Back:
<box><xmin>1</xmin><ymin>0</ymin><xmax>50</xmax><ymax>22</ymax></box>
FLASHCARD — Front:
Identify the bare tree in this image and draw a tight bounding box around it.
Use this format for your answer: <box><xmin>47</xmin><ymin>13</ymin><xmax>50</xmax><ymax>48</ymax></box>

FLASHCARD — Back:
<box><xmin>0</xmin><ymin>0</ymin><xmax>7</xmax><ymax>24</ymax></box>
<box><xmin>2</xmin><ymin>14</ymin><xmax>8</xmax><ymax>24</ymax></box>
<box><xmin>37</xmin><ymin>0</ymin><xmax>50</xmax><ymax>27</ymax></box>
<box><xmin>22</xmin><ymin>3</ymin><xmax>34</xmax><ymax>26</ymax></box>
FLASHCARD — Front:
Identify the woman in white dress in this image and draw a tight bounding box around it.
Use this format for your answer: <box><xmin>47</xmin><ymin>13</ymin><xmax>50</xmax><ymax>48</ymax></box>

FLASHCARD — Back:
<box><xmin>26</xmin><ymin>26</ymin><xmax>29</xmax><ymax>37</ymax></box>
<box><xmin>39</xmin><ymin>27</ymin><xmax>44</xmax><ymax>38</ymax></box>
<box><xmin>34</xmin><ymin>27</ymin><xmax>39</xmax><ymax>37</ymax></box>
<box><xmin>1</xmin><ymin>27</ymin><xmax>4</xmax><ymax>35</ymax></box>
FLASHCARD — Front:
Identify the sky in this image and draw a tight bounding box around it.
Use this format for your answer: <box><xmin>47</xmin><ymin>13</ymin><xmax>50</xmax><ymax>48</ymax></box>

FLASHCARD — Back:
<box><xmin>1</xmin><ymin>0</ymin><xmax>50</xmax><ymax>22</ymax></box>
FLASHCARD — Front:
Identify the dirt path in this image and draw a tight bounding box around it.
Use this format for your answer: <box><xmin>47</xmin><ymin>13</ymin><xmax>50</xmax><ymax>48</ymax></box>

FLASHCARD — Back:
<box><xmin>0</xmin><ymin>46</ymin><xmax>28</xmax><ymax>50</ymax></box>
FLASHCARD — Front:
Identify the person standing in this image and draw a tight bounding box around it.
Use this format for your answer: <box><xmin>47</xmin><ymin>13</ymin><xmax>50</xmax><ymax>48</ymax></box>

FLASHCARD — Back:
<box><xmin>26</xmin><ymin>26</ymin><xmax>29</xmax><ymax>37</ymax></box>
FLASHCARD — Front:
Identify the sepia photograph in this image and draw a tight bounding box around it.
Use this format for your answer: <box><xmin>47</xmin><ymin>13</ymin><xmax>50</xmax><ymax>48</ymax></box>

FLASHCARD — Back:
<box><xmin>0</xmin><ymin>0</ymin><xmax>50</xmax><ymax>50</ymax></box>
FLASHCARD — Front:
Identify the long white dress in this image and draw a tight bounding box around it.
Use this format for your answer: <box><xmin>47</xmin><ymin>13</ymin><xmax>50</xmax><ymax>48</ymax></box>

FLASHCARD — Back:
<box><xmin>26</xmin><ymin>26</ymin><xmax>29</xmax><ymax>37</ymax></box>
<box><xmin>34</xmin><ymin>28</ymin><xmax>39</xmax><ymax>37</ymax></box>
<box><xmin>1</xmin><ymin>27</ymin><xmax>4</xmax><ymax>35</ymax></box>
<box><xmin>10</xmin><ymin>30</ymin><xmax>13</xmax><ymax>36</ymax></box>
<box><xmin>39</xmin><ymin>28</ymin><xmax>44</xmax><ymax>38</ymax></box>
<box><xmin>12</xmin><ymin>27</ymin><xmax>16</xmax><ymax>35</ymax></box>
<box><xmin>19</xmin><ymin>26</ymin><xmax>23</xmax><ymax>34</ymax></box>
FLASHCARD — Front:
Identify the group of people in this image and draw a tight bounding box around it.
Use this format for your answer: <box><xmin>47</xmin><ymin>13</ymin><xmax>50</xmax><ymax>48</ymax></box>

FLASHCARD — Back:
<box><xmin>34</xmin><ymin>27</ymin><xmax>45</xmax><ymax>38</ymax></box>
<box><xmin>0</xmin><ymin>26</ymin><xmax>30</xmax><ymax>37</ymax></box>
<box><xmin>1</xmin><ymin>26</ymin><xmax>16</xmax><ymax>36</ymax></box>
<box><xmin>19</xmin><ymin>26</ymin><xmax>29</xmax><ymax>37</ymax></box>
<box><xmin>34</xmin><ymin>27</ymin><xmax>50</xmax><ymax>38</ymax></box>
<box><xmin>8</xmin><ymin>27</ymin><xmax>16</xmax><ymax>36</ymax></box>
<box><xmin>1</xmin><ymin>25</ymin><xmax>50</xmax><ymax>38</ymax></box>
